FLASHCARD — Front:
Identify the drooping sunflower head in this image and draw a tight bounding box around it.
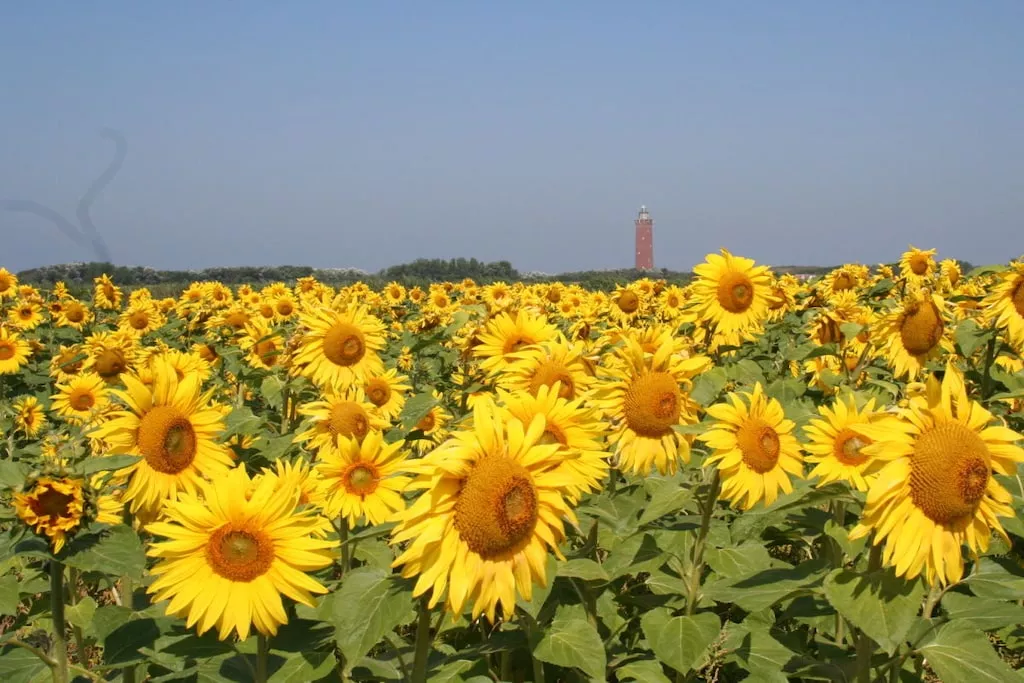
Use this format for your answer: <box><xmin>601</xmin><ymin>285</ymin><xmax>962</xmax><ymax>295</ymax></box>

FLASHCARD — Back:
<box><xmin>13</xmin><ymin>395</ymin><xmax>48</xmax><ymax>437</ymax></box>
<box><xmin>93</xmin><ymin>274</ymin><xmax>123</xmax><ymax>310</ymax></box>
<box><xmin>875</xmin><ymin>289</ymin><xmax>951</xmax><ymax>380</ymax></box>
<box><xmin>14</xmin><ymin>476</ymin><xmax>86</xmax><ymax>553</ymax></box>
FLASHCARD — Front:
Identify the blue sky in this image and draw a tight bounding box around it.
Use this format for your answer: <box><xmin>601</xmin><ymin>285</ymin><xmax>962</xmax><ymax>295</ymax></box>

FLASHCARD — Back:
<box><xmin>2</xmin><ymin>1</ymin><xmax>1022</xmax><ymax>274</ymax></box>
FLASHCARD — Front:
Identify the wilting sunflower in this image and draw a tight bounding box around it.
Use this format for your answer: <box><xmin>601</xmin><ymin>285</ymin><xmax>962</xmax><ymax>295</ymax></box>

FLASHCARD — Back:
<box><xmin>84</xmin><ymin>331</ymin><xmax>137</xmax><ymax>384</ymax></box>
<box><xmin>803</xmin><ymin>394</ymin><xmax>884</xmax><ymax>491</ymax></box>
<box><xmin>981</xmin><ymin>261</ymin><xmax>1024</xmax><ymax>351</ymax></box>
<box><xmin>146</xmin><ymin>466</ymin><xmax>335</xmax><ymax>641</ymax></box>
<box><xmin>0</xmin><ymin>326</ymin><xmax>32</xmax><ymax>375</ymax></box>
<box><xmin>292</xmin><ymin>303</ymin><xmax>386</xmax><ymax>390</ymax></box>
<box><xmin>473</xmin><ymin>309</ymin><xmax>559</xmax><ymax>376</ymax></box>
<box><xmin>390</xmin><ymin>401</ymin><xmax>578</xmax><ymax>622</ymax></box>
<box><xmin>496</xmin><ymin>338</ymin><xmax>594</xmax><ymax>401</ymax></box>
<box><xmin>362</xmin><ymin>369</ymin><xmax>412</xmax><ymax>420</ymax></box>
<box><xmin>497</xmin><ymin>385</ymin><xmax>609</xmax><ymax>503</ymax></box>
<box><xmin>8</xmin><ymin>301</ymin><xmax>44</xmax><ymax>331</ymax></box>
<box><xmin>699</xmin><ymin>383</ymin><xmax>804</xmax><ymax>510</ymax></box>
<box><xmin>13</xmin><ymin>396</ymin><xmax>47</xmax><ymax>438</ymax></box>
<box><xmin>14</xmin><ymin>477</ymin><xmax>85</xmax><ymax>553</ymax></box>
<box><xmin>51</xmin><ymin>373</ymin><xmax>110</xmax><ymax>424</ymax></box>
<box><xmin>874</xmin><ymin>289</ymin><xmax>953</xmax><ymax>380</ymax></box>
<box><xmin>849</xmin><ymin>364</ymin><xmax>1024</xmax><ymax>585</ymax></box>
<box><xmin>898</xmin><ymin>246</ymin><xmax>937</xmax><ymax>286</ymax></box>
<box><xmin>295</xmin><ymin>388</ymin><xmax>388</xmax><ymax>454</ymax></box>
<box><xmin>93</xmin><ymin>274</ymin><xmax>123</xmax><ymax>310</ymax></box>
<box><xmin>92</xmin><ymin>358</ymin><xmax>235</xmax><ymax>514</ymax></box>
<box><xmin>593</xmin><ymin>337</ymin><xmax>711</xmax><ymax>476</ymax></box>
<box><xmin>689</xmin><ymin>249</ymin><xmax>773</xmax><ymax>344</ymax></box>
<box><xmin>317</xmin><ymin>431</ymin><xmax>412</xmax><ymax>528</ymax></box>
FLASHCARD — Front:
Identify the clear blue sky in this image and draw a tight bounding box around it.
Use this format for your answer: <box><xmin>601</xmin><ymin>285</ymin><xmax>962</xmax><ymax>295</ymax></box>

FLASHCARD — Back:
<box><xmin>2</xmin><ymin>1</ymin><xmax>1022</xmax><ymax>274</ymax></box>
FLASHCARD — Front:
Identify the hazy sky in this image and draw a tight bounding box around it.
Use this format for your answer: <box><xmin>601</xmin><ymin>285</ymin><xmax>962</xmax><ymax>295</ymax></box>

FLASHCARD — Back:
<box><xmin>2</xmin><ymin>2</ymin><xmax>1022</xmax><ymax>274</ymax></box>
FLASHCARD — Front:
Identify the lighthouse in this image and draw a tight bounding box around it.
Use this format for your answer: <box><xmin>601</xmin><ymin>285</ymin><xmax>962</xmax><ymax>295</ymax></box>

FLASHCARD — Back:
<box><xmin>635</xmin><ymin>205</ymin><xmax>653</xmax><ymax>270</ymax></box>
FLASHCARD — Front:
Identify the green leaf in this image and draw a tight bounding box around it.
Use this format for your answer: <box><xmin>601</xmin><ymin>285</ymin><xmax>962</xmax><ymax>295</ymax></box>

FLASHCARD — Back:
<box><xmin>640</xmin><ymin>609</ymin><xmax>721</xmax><ymax>675</ymax></box>
<box><xmin>222</xmin><ymin>406</ymin><xmax>262</xmax><ymax>438</ymax></box>
<box><xmin>267</xmin><ymin>650</ymin><xmax>336</xmax><ymax>682</ymax></box>
<box><xmin>0</xmin><ymin>574</ymin><xmax>21</xmax><ymax>615</ymax></box>
<box><xmin>705</xmin><ymin>542</ymin><xmax>774</xmax><ymax>579</ymax></box>
<box><xmin>689</xmin><ymin>368</ymin><xmax>727</xmax><ymax>406</ymax></box>
<box><xmin>331</xmin><ymin>568</ymin><xmax>415</xmax><ymax>673</ymax></box>
<box><xmin>399</xmin><ymin>392</ymin><xmax>438</xmax><ymax>430</ymax></box>
<box><xmin>532</xmin><ymin>605</ymin><xmax>606</xmax><ymax>681</ymax></box>
<box><xmin>918</xmin><ymin>621</ymin><xmax>1018</xmax><ymax>683</ymax></box>
<box><xmin>637</xmin><ymin>479</ymin><xmax>692</xmax><ymax>526</ymax></box>
<box><xmin>822</xmin><ymin>568</ymin><xmax>925</xmax><ymax>654</ymax></box>
<box><xmin>839</xmin><ymin>322</ymin><xmax>864</xmax><ymax>341</ymax></box>
<box><xmin>940</xmin><ymin>591</ymin><xmax>1024</xmax><ymax>631</ymax></box>
<box><xmin>954</xmin><ymin>319</ymin><xmax>990</xmax><ymax>358</ymax></box>
<box><xmin>616</xmin><ymin>658</ymin><xmax>673</xmax><ymax>683</ymax></box>
<box><xmin>64</xmin><ymin>526</ymin><xmax>146</xmax><ymax>581</ymax></box>
<box><xmin>66</xmin><ymin>596</ymin><xmax>98</xmax><ymax>633</ymax></box>
<box><xmin>78</xmin><ymin>455</ymin><xmax>141</xmax><ymax>475</ymax></box>
<box><xmin>703</xmin><ymin>558</ymin><xmax>826</xmax><ymax>612</ymax></box>
<box><xmin>964</xmin><ymin>557</ymin><xmax>1024</xmax><ymax>600</ymax></box>
<box><xmin>0</xmin><ymin>462</ymin><xmax>29</xmax><ymax>490</ymax></box>
<box><xmin>257</xmin><ymin>434</ymin><xmax>298</xmax><ymax>462</ymax></box>
<box><xmin>558</xmin><ymin>559</ymin><xmax>609</xmax><ymax>582</ymax></box>
<box><xmin>720</xmin><ymin>623</ymin><xmax>794</xmax><ymax>683</ymax></box>
<box><xmin>260</xmin><ymin>375</ymin><xmax>286</xmax><ymax>410</ymax></box>
<box><xmin>604</xmin><ymin>533</ymin><xmax>665</xmax><ymax>578</ymax></box>
<box><xmin>0</xmin><ymin>646</ymin><xmax>49</xmax><ymax>683</ymax></box>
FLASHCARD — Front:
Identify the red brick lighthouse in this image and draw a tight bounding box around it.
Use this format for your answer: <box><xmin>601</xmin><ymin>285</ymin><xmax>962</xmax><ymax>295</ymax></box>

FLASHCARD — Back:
<box><xmin>635</xmin><ymin>205</ymin><xmax>653</xmax><ymax>270</ymax></box>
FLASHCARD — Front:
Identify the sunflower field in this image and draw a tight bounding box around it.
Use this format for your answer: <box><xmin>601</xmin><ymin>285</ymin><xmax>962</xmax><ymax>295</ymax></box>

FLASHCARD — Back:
<box><xmin>1</xmin><ymin>247</ymin><xmax>1023</xmax><ymax>683</ymax></box>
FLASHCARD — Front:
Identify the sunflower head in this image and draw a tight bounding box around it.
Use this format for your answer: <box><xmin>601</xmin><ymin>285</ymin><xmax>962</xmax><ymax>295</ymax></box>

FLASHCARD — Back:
<box><xmin>14</xmin><ymin>477</ymin><xmax>86</xmax><ymax>553</ymax></box>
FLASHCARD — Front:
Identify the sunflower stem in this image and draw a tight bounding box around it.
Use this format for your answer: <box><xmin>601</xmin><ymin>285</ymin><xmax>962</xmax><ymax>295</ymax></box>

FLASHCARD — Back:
<box><xmin>410</xmin><ymin>596</ymin><xmax>433</xmax><ymax>683</ymax></box>
<box><xmin>49</xmin><ymin>560</ymin><xmax>70</xmax><ymax>683</ymax></box>
<box><xmin>67</xmin><ymin>568</ymin><xmax>87</xmax><ymax>668</ymax></box>
<box><xmin>980</xmin><ymin>334</ymin><xmax>997</xmax><ymax>401</ymax></box>
<box><xmin>922</xmin><ymin>581</ymin><xmax>944</xmax><ymax>619</ymax></box>
<box><xmin>256</xmin><ymin>633</ymin><xmax>269</xmax><ymax>683</ymax></box>
<box><xmin>685</xmin><ymin>468</ymin><xmax>720</xmax><ymax>616</ymax></box>
<box><xmin>856</xmin><ymin>542</ymin><xmax>884</xmax><ymax>683</ymax></box>
<box><xmin>120</xmin><ymin>506</ymin><xmax>137</xmax><ymax>683</ymax></box>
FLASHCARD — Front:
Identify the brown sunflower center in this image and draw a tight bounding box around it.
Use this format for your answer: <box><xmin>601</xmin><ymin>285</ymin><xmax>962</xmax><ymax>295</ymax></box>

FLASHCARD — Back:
<box><xmin>322</xmin><ymin>322</ymin><xmax>366</xmax><ymax>367</ymax></box>
<box><xmin>254</xmin><ymin>339</ymin><xmax>278</xmax><ymax>366</ymax></box>
<box><xmin>617</xmin><ymin>291</ymin><xmax>640</xmax><ymax>314</ymax></box>
<box><xmin>328</xmin><ymin>401</ymin><xmax>370</xmax><ymax>441</ymax></box>
<box><xmin>833</xmin><ymin>428</ymin><xmax>871</xmax><ymax>466</ymax></box>
<box><xmin>365</xmin><ymin>379</ymin><xmax>391</xmax><ymax>407</ymax></box>
<box><xmin>416</xmin><ymin>411</ymin><xmax>436</xmax><ymax>432</ymax></box>
<box><xmin>30</xmin><ymin>487</ymin><xmax>75</xmax><ymax>519</ymax></box>
<box><xmin>832</xmin><ymin>272</ymin><xmax>854</xmax><ymax>292</ymax></box>
<box><xmin>910</xmin><ymin>422</ymin><xmax>991</xmax><ymax>526</ymax></box>
<box><xmin>226</xmin><ymin>311</ymin><xmax>249</xmax><ymax>329</ymax></box>
<box><xmin>899</xmin><ymin>300</ymin><xmax>944</xmax><ymax>356</ymax></box>
<box><xmin>57</xmin><ymin>350</ymin><xmax>83</xmax><ymax>374</ymax></box>
<box><xmin>64</xmin><ymin>303</ymin><xmax>85</xmax><ymax>323</ymax></box>
<box><xmin>737</xmin><ymin>418</ymin><xmax>781</xmax><ymax>473</ymax></box>
<box><xmin>94</xmin><ymin>349</ymin><xmax>127</xmax><ymax>378</ymax></box>
<box><xmin>815</xmin><ymin>317</ymin><xmax>843</xmax><ymax>345</ymax></box>
<box><xmin>70</xmin><ymin>389</ymin><xmax>96</xmax><ymax>412</ymax></box>
<box><xmin>453</xmin><ymin>456</ymin><xmax>538</xmax><ymax>560</ymax></box>
<box><xmin>259</xmin><ymin>304</ymin><xmax>275</xmax><ymax>319</ymax></box>
<box><xmin>343</xmin><ymin>463</ymin><xmax>379</xmax><ymax>496</ymax></box>
<box><xmin>17</xmin><ymin>306</ymin><xmax>34</xmax><ymax>320</ymax></box>
<box><xmin>717</xmin><ymin>271</ymin><xmax>755</xmax><ymax>314</ymax></box>
<box><xmin>0</xmin><ymin>341</ymin><xmax>14</xmax><ymax>361</ymax></box>
<box><xmin>1012</xmin><ymin>279</ymin><xmax>1024</xmax><ymax>318</ymax></box>
<box><xmin>128</xmin><ymin>311</ymin><xmax>149</xmax><ymax>330</ymax></box>
<box><xmin>102</xmin><ymin>283</ymin><xmax>116</xmax><ymax>300</ymax></box>
<box><xmin>528</xmin><ymin>360</ymin><xmax>576</xmax><ymax>399</ymax></box>
<box><xmin>276</xmin><ymin>300</ymin><xmax>294</xmax><ymax>316</ymax></box>
<box><xmin>138</xmin><ymin>406</ymin><xmax>198</xmax><ymax>474</ymax></box>
<box><xmin>909</xmin><ymin>254</ymin><xmax>930</xmax><ymax>276</ymax></box>
<box><xmin>623</xmin><ymin>372</ymin><xmax>681</xmax><ymax>438</ymax></box>
<box><xmin>206</xmin><ymin>527</ymin><xmax>274</xmax><ymax>582</ymax></box>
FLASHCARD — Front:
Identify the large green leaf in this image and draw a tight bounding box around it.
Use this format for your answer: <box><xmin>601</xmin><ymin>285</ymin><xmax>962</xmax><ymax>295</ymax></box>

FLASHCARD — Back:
<box><xmin>399</xmin><ymin>392</ymin><xmax>439</xmax><ymax>430</ymax></box>
<box><xmin>940</xmin><ymin>591</ymin><xmax>1024</xmax><ymax>631</ymax></box>
<box><xmin>78</xmin><ymin>455</ymin><xmax>140</xmax><ymax>475</ymax></box>
<box><xmin>616</xmin><ymin>658</ymin><xmax>673</xmax><ymax>683</ymax></box>
<box><xmin>267</xmin><ymin>650</ymin><xmax>336</xmax><ymax>682</ymax></box>
<box><xmin>532</xmin><ymin>605</ymin><xmax>606</xmax><ymax>681</ymax></box>
<box><xmin>720</xmin><ymin>623</ymin><xmax>795</xmax><ymax>683</ymax></box>
<box><xmin>557</xmin><ymin>559</ymin><xmax>609</xmax><ymax>582</ymax></box>
<box><xmin>918</xmin><ymin>622</ymin><xmax>1018</xmax><ymax>682</ymax></box>
<box><xmin>0</xmin><ymin>462</ymin><xmax>29</xmax><ymax>490</ymax></box>
<box><xmin>637</xmin><ymin>478</ymin><xmax>692</xmax><ymax>526</ymax></box>
<box><xmin>822</xmin><ymin>568</ymin><xmax>925</xmax><ymax>654</ymax></box>
<box><xmin>703</xmin><ymin>558</ymin><xmax>826</xmax><ymax>611</ymax></box>
<box><xmin>640</xmin><ymin>609</ymin><xmax>720</xmax><ymax>675</ymax></box>
<box><xmin>705</xmin><ymin>542</ymin><xmax>773</xmax><ymax>579</ymax></box>
<box><xmin>964</xmin><ymin>557</ymin><xmax>1024</xmax><ymax>600</ymax></box>
<box><xmin>331</xmin><ymin>568</ymin><xmax>415</xmax><ymax>673</ymax></box>
<box><xmin>0</xmin><ymin>574</ymin><xmax>21</xmax><ymax>615</ymax></box>
<box><xmin>0</xmin><ymin>646</ymin><xmax>49</xmax><ymax>683</ymax></box>
<box><xmin>64</xmin><ymin>525</ymin><xmax>145</xmax><ymax>581</ymax></box>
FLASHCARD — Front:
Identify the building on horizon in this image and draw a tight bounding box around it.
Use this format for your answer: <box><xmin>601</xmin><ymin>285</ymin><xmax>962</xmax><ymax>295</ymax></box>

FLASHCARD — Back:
<box><xmin>635</xmin><ymin>205</ymin><xmax>653</xmax><ymax>270</ymax></box>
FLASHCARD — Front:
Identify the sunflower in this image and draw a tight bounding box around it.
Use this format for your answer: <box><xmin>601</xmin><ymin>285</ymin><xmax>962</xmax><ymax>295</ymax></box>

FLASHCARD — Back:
<box><xmin>8</xmin><ymin>301</ymin><xmax>44</xmax><ymax>331</ymax></box>
<box><xmin>848</xmin><ymin>364</ymin><xmax>1024</xmax><ymax>585</ymax></box>
<box><xmin>820</xmin><ymin>265</ymin><xmax>864</xmax><ymax>296</ymax></box>
<box><xmin>119</xmin><ymin>302</ymin><xmax>165</xmax><ymax>336</ymax></box>
<box><xmin>362</xmin><ymin>369</ymin><xmax>412</xmax><ymax>421</ymax></box>
<box><xmin>14</xmin><ymin>477</ymin><xmax>85</xmax><ymax>553</ymax></box>
<box><xmin>0</xmin><ymin>326</ymin><xmax>32</xmax><ymax>375</ymax></box>
<box><xmin>473</xmin><ymin>309</ymin><xmax>559</xmax><ymax>376</ymax></box>
<box><xmin>496</xmin><ymin>338</ymin><xmax>594</xmax><ymax>401</ymax></box>
<box><xmin>55</xmin><ymin>299</ymin><xmax>93</xmax><ymax>330</ymax></box>
<box><xmin>390</xmin><ymin>400</ymin><xmax>578</xmax><ymax>622</ymax></box>
<box><xmin>0</xmin><ymin>267</ymin><xmax>18</xmax><ymax>299</ymax></box>
<box><xmin>13</xmin><ymin>396</ymin><xmax>47</xmax><ymax>438</ymax></box>
<box><xmin>295</xmin><ymin>388</ymin><xmax>388</xmax><ymax>454</ymax></box>
<box><xmin>52</xmin><ymin>373</ymin><xmax>110</xmax><ymax>424</ymax></box>
<box><xmin>608</xmin><ymin>284</ymin><xmax>647</xmax><ymax>325</ymax></box>
<box><xmin>874</xmin><ymin>289</ymin><xmax>953</xmax><ymax>380</ymax></box>
<box><xmin>84</xmin><ymin>331</ymin><xmax>137</xmax><ymax>384</ymax></box>
<box><xmin>292</xmin><ymin>303</ymin><xmax>386</xmax><ymax>390</ymax></box>
<box><xmin>238</xmin><ymin>320</ymin><xmax>285</xmax><ymax>370</ymax></box>
<box><xmin>316</xmin><ymin>431</ymin><xmax>413</xmax><ymax>528</ymax></box>
<box><xmin>409</xmin><ymin>397</ymin><xmax>452</xmax><ymax>455</ymax></box>
<box><xmin>898</xmin><ymin>246</ymin><xmax>937</xmax><ymax>286</ymax></box>
<box><xmin>92</xmin><ymin>358</ymin><xmax>235</xmax><ymax>514</ymax></box>
<box><xmin>803</xmin><ymin>394</ymin><xmax>884</xmax><ymax>491</ymax></box>
<box><xmin>497</xmin><ymin>385</ymin><xmax>609</xmax><ymax>503</ymax></box>
<box><xmin>49</xmin><ymin>344</ymin><xmax>87</xmax><ymax>382</ymax></box>
<box><xmin>260</xmin><ymin>458</ymin><xmax>328</xmax><ymax>511</ymax></box>
<box><xmin>698</xmin><ymin>383</ymin><xmax>804</xmax><ymax>510</ymax></box>
<box><xmin>981</xmin><ymin>261</ymin><xmax>1024</xmax><ymax>351</ymax></box>
<box><xmin>593</xmin><ymin>337</ymin><xmax>711</xmax><ymax>476</ymax></box>
<box><xmin>689</xmin><ymin>249</ymin><xmax>773</xmax><ymax>347</ymax></box>
<box><xmin>93</xmin><ymin>274</ymin><xmax>123</xmax><ymax>310</ymax></box>
<box><xmin>145</xmin><ymin>466</ymin><xmax>335</xmax><ymax>641</ymax></box>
